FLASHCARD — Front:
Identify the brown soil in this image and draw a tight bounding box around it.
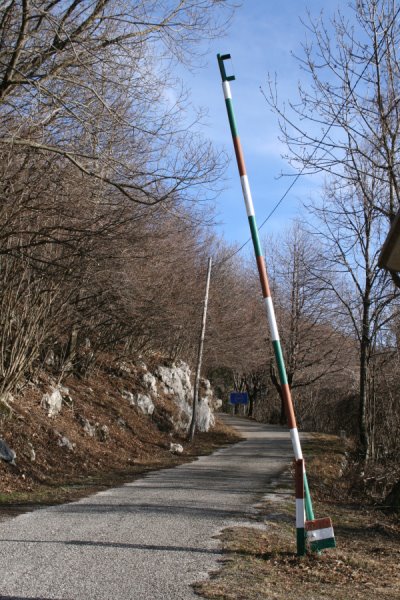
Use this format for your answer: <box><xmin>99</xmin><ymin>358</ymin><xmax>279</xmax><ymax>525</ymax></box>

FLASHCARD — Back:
<box><xmin>0</xmin><ymin>361</ymin><xmax>241</xmax><ymax>515</ymax></box>
<box><xmin>195</xmin><ymin>431</ymin><xmax>400</xmax><ymax>600</ymax></box>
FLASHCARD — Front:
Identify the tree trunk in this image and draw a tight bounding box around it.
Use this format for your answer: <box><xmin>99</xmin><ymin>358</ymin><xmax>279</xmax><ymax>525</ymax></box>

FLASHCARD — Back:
<box><xmin>359</xmin><ymin>343</ymin><xmax>369</xmax><ymax>459</ymax></box>
<box><xmin>385</xmin><ymin>480</ymin><xmax>400</xmax><ymax>513</ymax></box>
<box><xmin>270</xmin><ymin>360</ymin><xmax>291</xmax><ymax>425</ymax></box>
<box><xmin>359</xmin><ymin>273</ymin><xmax>372</xmax><ymax>460</ymax></box>
<box><xmin>247</xmin><ymin>389</ymin><xmax>255</xmax><ymax>417</ymax></box>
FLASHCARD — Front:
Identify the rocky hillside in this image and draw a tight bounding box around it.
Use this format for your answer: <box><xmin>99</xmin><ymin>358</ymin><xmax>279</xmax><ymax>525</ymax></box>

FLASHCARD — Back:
<box><xmin>0</xmin><ymin>357</ymin><xmax>235</xmax><ymax>503</ymax></box>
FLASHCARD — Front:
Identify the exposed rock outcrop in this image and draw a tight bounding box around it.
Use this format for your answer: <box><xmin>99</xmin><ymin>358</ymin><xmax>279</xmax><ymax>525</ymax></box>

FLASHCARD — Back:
<box><xmin>122</xmin><ymin>390</ymin><xmax>155</xmax><ymax>415</ymax></box>
<box><xmin>41</xmin><ymin>385</ymin><xmax>71</xmax><ymax>417</ymax></box>
<box><xmin>0</xmin><ymin>438</ymin><xmax>16</xmax><ymax>464</ymax></box>
<box><xmin>154</xmin><ymin>361</ymin><xmax>217</xmax><ymax>433</ymax></box>
<box><xmin>41</xmin><ymin>387</ymin><xmax>63</xmax><ymax>417</ymax></box>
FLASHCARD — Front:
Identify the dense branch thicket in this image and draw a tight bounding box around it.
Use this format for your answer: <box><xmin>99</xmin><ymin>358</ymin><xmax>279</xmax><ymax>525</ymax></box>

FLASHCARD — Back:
<box><xmin>0</xmin><ymin>0</ymin><xmax>231</xmax><ymax>204</ymax></box>
<box><xmin>0</xmin><ymin>1</ymin><xmax>240</xmax><ymax>399</ymax></box>
<box><xmin>259</xmin><ymin>0</ymin><xmax>400</xmax><ymax>466</ymax></box>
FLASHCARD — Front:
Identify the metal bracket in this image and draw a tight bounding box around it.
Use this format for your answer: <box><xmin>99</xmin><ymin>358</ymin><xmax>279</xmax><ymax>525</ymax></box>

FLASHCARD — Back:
<box><xmin>217</xmin><ymin>53</ymin><xmax>235</xmax><ymax>82</ymax></box>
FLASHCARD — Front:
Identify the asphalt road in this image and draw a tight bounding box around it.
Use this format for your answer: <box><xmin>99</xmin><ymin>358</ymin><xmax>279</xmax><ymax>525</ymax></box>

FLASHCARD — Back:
<box><xmin>0</xmin><ymin>416</ymin><xmax>293</xmax><ymax>600</ymax></box>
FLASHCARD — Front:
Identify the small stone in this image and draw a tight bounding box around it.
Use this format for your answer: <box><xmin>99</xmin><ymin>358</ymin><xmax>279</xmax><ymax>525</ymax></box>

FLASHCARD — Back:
<box><xmin>98</xmin><ymin>425</ymin><xmax>109</xmax><ymax>442</ymax></box>
<box><xmin>41</xmin><ymin>387</ymin><xmax>63</xmax><ymax>417</ymax></box>
<box><xmin>117</xmin><ymin>361</ymin><xmax>131</xmax><ymax>374</ymax></box>
<box><xmin>76</xmin><ymin>414</ymin><xmax>96</xmax><ymax>437</ymax></box>
<box><xmin>121</xmin><ymin>390</ymin><xmax>135</xmax><ymax>404</ymax></box>
<box><xmin>57</xmin><ymin>436</ymin><xmax>75</xmax><ymax>451</ymax></box>
<box><xmin>28</xmin><ymin>442</ymin><xmax>36</xmax><ymax>462</ymax></box>
<box><xmin>170</xmin><ymin>443</ymin><xmax>184</xmax><ymax>455</ymax></box>
<box><xmin>45</xmin><ymin>349</ymin><xmax>55</xmax><ymax>366</ymax></box>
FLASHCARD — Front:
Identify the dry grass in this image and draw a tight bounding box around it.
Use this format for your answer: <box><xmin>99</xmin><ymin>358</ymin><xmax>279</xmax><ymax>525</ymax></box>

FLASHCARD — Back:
<box><xmin>195</xmin><ymin>432</ymin><xmax>400</xmax><ymax>600</ymax></box>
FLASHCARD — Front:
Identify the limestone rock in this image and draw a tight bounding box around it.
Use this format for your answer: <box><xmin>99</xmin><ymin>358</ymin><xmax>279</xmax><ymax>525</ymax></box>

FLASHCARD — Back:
<box><xmin>197</xmin><ymin>377</ymin><xmax>216</xmax><ymax>432</ymax></box>
<box><xmin>133</xmin><ymin>393</ymin><xmax>155</xmax><ymax>415</ymax></box>
<box><xmin>42</xmin><ymin>387</ymin><xmax>63</xmax><ymax>417</ymax></box>
<box><xmin>77</xmin><ymin>414</ymin><xmax>96</xmax><ymax>437</ymax></box>
<box><xmin>59</xmin><ymin>386</ymin><xmax>73</xmax><ymax>407</ymax></box>
<box><xmin>142</xmin><ymin>372</ymin><xmax>158</xmax><ymax>395</ymax></box>
<box><xmin>155</xmin><ymin>361</ymin><xmax>192</xmax><ymax>429</ymax></box>
<box><xmin>0</xmin><ymin>438</ymin><xmax>16</xmax><ymax>464</ymax></box>
<box><xmin>45</xmin><ymin>349</ymin><xmax>55</xmax><ymax>366</ymax></box>
<box><xmin>121</xmin><ymin>390</ymin><xmax>135</xmax><ymax>404</ymax></box>
<box><xmin>122</xmin><ymin>390</ymin><xmax>154</xmax><ymax>415</ymax></box>
<box><xmin>214</xmin><ymin>398</ymin><xmax>223</xmax><ymax>410</ymax></box>
<box><xmin>196</xmin><ymin>398</ymin><xmax>215</xmax><ymax>432</ymax></box>
<box><xmin>170</xmin><ymin>443</ymin><xmax>184</xmax><ymax>455</ymax></box>
<box><xmin>98</xmin><ymin>424</ymin><xmax>110</xmax><ymax>442</ymax></box>
<box><xmin>57</xmin><ymin>436</ymin><xmax>75</xmax><ymax>451</ymax></box>
<box><xmin>153</xmin><ymin>363</ymin><xmax>218</xmax><ymax>433</ymax></box>
<box><xmin>28</xmin><ymin>442</ymin><xmax>36</xmax><ymax>462</ymax></box>
<box><xmin>116</xmin><ymin>361</ymin><xmax>131</xmax><ymax>375</ymax></box>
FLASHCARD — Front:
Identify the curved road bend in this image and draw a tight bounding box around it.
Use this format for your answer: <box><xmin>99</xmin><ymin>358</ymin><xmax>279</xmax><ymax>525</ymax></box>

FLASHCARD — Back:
<box><xmin>0</xmin><ymin>416</ymin><xmax>293</xmax><ymax>600</ymax></box>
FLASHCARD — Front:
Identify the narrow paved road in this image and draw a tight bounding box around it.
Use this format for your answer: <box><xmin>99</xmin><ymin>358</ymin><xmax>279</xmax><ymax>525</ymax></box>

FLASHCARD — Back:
<box><xmin>0</xmin><ymin>416</ymin><xmax>293</xmax><ymax>600</ymax></box>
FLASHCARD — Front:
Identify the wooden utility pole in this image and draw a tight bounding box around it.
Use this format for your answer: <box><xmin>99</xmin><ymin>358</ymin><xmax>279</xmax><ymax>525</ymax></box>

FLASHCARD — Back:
<box><xmin>189</xmin><ymin>257</ymin><xmax>212</xmax><ymax>441</ymax></box>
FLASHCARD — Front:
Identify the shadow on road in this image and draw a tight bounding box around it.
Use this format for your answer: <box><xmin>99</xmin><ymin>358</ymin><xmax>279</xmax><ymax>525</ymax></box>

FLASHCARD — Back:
<box><xmin>49</xmin><ymin>502</ymin><xmax>247</xmax><ymax>519</ymax></box>
<box><xmin>0</xmin><ymin>538</ymin><xmax>223</xmax><ymax>555</ymax></box>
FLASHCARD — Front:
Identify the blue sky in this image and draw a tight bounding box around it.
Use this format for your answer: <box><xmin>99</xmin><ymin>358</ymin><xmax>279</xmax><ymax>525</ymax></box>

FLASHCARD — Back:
<box><xmin>178</xmin><ymin>0</ymin><xmax>345</xmax><ymax>249</ymax></box>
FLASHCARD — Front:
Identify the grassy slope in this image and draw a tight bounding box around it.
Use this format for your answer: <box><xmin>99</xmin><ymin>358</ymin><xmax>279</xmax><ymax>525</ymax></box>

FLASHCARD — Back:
<box><xmin>195</xmin><ymin>432</ymin><xmax>400</xmax><ymax>600</ymax></box>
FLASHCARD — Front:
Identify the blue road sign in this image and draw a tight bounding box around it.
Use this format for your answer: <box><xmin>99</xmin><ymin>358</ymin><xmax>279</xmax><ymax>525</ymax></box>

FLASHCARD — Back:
<box><xmin>229</xmin><ymin>392</ymin><xmax>249</xmax><ymax>405</ymax></box>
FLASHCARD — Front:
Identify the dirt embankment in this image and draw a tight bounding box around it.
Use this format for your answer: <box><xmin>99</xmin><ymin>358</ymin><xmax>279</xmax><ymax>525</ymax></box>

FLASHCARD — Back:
<box><xmin>0</xmin><ymin>359</ymin><xmax>240</xmax><ymax>511</ymax></box>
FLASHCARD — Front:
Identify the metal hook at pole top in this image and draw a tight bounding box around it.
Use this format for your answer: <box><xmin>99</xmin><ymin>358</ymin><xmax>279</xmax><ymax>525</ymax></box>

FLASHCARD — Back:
<box><xmin>217</xmin><ymin>53</ymin><xmax>235</xmax><ymax>82</ymax></box>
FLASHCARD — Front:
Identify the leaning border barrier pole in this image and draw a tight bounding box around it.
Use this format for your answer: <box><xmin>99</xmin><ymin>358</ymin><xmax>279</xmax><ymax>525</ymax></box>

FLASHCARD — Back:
<box><xmin>216</xmin><ymin>52</ymin><xmax>315</xmax><ymax>522</ymax></box>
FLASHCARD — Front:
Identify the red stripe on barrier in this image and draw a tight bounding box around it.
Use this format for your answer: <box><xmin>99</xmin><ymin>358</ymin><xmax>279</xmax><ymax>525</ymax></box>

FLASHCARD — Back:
<box><xmin>256</xmin><ymin>256</ymin><xmax>271</xmax><ymax>298</ymax></box>
<box><xmin>282</xmin><ymin>384</ymin><xmax>297</xmax><ymax>429</ymax></box>
<box><xmin>233</xmin><ymin>136</ymin><xmax>246</xmax><ymax>176</ymax></box>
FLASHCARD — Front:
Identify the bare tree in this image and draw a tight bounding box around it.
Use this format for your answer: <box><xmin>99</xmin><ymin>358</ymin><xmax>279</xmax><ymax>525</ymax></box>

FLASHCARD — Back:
<box><xmin>0</xmin><ymin>1</ymin><xmax>237</xmax><ymax>397</ymax></box>
<box><xmin>265</xmin><ymin>223</ymin><xmax>344</xmax><ymax>424</ymax></box>
<box><xmin>309</xmin><ymin>176</ymin><xmax>399</xmax><ymax>458</ymax></box>
<box><xmin>264</xmin><ymin>0</ymin><xmax>400</xmax><ymax>459</ymax></box>
<box><xmin>0</xmin><ymin>1</ymin><xmax>232</xmax><ymax>206</ymax></box>
<box><xmin>266</xmin><ymin>0</ymin><xmax>400</xmax><ymax>221</ymax></box>
<box><xmin>0</xmin><ymin>255</ymin><xmax>61</xmax><ymax>408</ymax></box>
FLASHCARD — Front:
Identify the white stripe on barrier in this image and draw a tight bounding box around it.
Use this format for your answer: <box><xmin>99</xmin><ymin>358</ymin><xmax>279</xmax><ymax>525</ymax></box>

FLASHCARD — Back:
<box><xmin>222</xmin><ymin>80</ymin><xmax>232</xmax><ymax>100</ymax></box>
<box><xmin>290</xmin><ymin>428</ymin><xmax>303</xmax><ymax>460</ymax></box>
<box><xmin>240</xmin><ymin>175</ymin><xmax>255</xmax><ymax>216</ymax></box>
<box><xmin>264</xmin><ymin>297</ymin><xmax>279</xmax><ymax>341</ymax></box>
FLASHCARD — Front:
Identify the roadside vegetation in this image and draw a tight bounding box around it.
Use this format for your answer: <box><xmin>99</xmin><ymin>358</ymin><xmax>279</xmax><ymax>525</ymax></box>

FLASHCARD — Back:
<box><xmin>195</xmin><ymin>433</ymin><xmax>400</xmax><ymax>600</ymax></box>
